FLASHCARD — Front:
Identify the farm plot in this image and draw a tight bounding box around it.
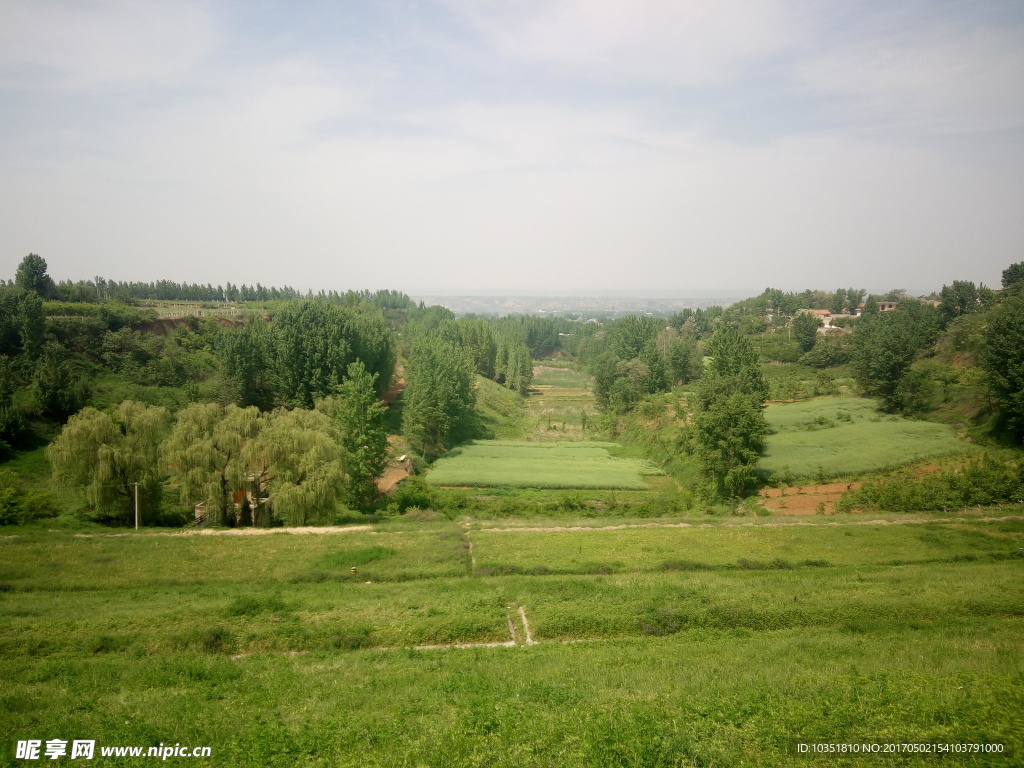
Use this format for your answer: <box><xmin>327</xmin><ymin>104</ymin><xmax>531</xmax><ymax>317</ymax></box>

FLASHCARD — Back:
<box><xmin>760</xmin><ymin>397</ymin><xmax>965</xmax><ymax>480</ymax></box>
<box><xmin>426</xmin><ymin>441</ymin><xmax>657</xmax><ymax>489</ymax></box>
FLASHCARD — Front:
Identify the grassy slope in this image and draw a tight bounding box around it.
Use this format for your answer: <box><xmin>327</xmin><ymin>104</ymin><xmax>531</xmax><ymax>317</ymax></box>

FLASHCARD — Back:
<box><xmin>1</xmin><ymin>519</ymin><xmax>1022</xmax><ymax>766</ymax></box>
<box><xmin>760</xmin><ymin>397</ymin><xmax>967</xmax><ymax>480</ymax></box>
<box><xmin>426</xmin><ymin>441</ymin><xmax>655</xmax><ymax>489</ymax></box>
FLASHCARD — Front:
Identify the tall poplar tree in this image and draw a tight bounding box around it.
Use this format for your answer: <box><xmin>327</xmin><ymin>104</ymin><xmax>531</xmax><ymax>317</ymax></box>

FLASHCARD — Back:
<box><xmin>316</xmin><ymin>361</ymin><xmax>389</xmax><ymax>511</ymax></box>
<box><xmin>402</xmin><ymin>335</ymin><xmax>475</xmax><ymax>462</ymax></box>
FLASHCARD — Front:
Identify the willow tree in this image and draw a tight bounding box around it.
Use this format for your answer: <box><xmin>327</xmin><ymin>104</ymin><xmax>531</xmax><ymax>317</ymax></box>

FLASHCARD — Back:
<box><xmin>163</xmin><ymin>402</ymin><xmax>263</xmax><ymax>526</ymax></box>
<box><xmin>316</xmin><ymin>361</ymin><xmax>388</xmax><ymax>511</ymax></box>
<box><xmin>48</xmin><ymin>401</ymin><xmax>170</xmax><ymax>524</ymax></box>
<box><xmin>244</xmin><ymin>408</ymin><xmax>346</xmax><ymax>526</ymax></box>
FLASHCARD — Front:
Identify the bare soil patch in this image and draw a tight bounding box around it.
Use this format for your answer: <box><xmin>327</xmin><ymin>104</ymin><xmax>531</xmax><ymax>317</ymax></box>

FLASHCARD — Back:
<box><xmin>760</xmin><ymin>482</ymin><xmax>862</xmax><ymax>515</ymax></box>
<box><xmin>377</xmin><ymin>434</ymin><xmax>412</xmax><ymax>493</ymax></box>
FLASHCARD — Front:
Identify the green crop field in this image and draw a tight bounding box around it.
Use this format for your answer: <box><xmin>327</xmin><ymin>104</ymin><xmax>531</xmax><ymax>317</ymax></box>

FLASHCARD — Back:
<box><xmin>532</xmin><ymin>366</ymin><xmax>594</xmax><ymax>388</ymax></box>
<box><xmin>760</xmin><ymin>397</ymin><xmax>967</xmax><ymax>480</ymax></box>
<box><xmin>425</xmin><ymin>441</ymin><xmax>657</xmax><ymax>489</ymax></box>
<box><xmin>2</xmin><ymin>517</ymin><xmax>1022</xmax><ymax>766</ymax></box>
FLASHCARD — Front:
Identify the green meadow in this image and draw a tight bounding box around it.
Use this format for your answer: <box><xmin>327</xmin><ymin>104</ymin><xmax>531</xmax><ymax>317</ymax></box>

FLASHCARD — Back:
<box><xmin>760</xmin><ymin>397</ymin><xmax>966</xmax><ymax>480</ymax></box>
<box><xmin>2</xmin><ymin>518</ymin><xmax>1022</xmax><ymax>766</ymax></box>
<box><xmin>425</xmin><ymin>441</ymin><xmax>657</xmax><ymax>489</ymax></box>
<box><xmin>531</xmin><ymin>366</ymin><xmax>594</xmax><ymax>388</ymax></box>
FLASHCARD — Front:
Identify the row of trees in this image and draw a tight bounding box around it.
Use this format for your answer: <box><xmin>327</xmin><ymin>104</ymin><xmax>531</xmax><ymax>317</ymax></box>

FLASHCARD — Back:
<box><xmin>6</xmin><ymin>253</ymin><xmax>419</xmax><ymax>312</ymax></box>
<box><xmin>48</xmin><ymin>362</ymin><xmax>388</xmax><ymax>524</ymax></box>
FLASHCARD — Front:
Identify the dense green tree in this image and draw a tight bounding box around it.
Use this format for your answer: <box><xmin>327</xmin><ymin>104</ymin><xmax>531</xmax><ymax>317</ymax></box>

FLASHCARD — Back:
<box><xmin>271</xmin><ymin>301</ymin><xmax>395</xmax><ymax>408</ymax></box>
<box><xmin>0</xmin><ymin>356</ymin><xmax>25</xmax><ymax>455</ymax></box>
<box><xmin>608</xmin><ymin>316</ymin><xmax>662</xmax><ymax>360</ymax></box>
<box><xmin>163</xmin><ymin>403</ymin><xmax>263</xmax><ymax>526</ymax></box>
<box><xmin>1001</xmin><ymin>261</ymin><xmax>1024</xmax><ymax>290</ymax></box>
<box><xmin>850</xmin><ymin>306</ymin><xmax>938</xmax><ymax>411</ymax></box>
<box><xmin>218</xmin><ymin>318</ymin><xmax>278</xmax><ymax>409</ymax></box>
<box><xmin>14</xmin><ymin>254</ymin><xmax>55</xmax><ymax>298</ymax></box>
<box><xmin>693</xmin><ymin>392</ymin><xmax>767</xmax><ymax>498</ymax></box>
<box><xmin>48</xmin><ymin>401</ymin><xmax>170</xmax><ymax>524</ymax></box>
<box><xmin>0</xmin><ymin>287</ymin><xmax>44</xmax><ymax>360</ymax></box>
<box><xmin>243</xmin><ymin>408</ymin><xmax>345</xmax><ymax>526</ymax></box>
<box><xmin>692</xmin><ymin>326</ymin><xmax>768</xmax><ymax>498</ymax></box>
<box><xmin>402</xmin><ymin>335</ymin><xmax>475</xmax><ymax>462</ymax></box>
<box><xmin>316</xmin><ymin>361</ymin><xmax>389</xmax><ymax>511</ymax></box>
<box><xmin>504</xmin><ymin>341</ymin><xmax>533</xmax><ymax>395</ymax></box>
<box><xmin>938</xmin><ymin>281</ymin><xmax>991</xmax><ymax>324</ymax></box>
<box><xmin>980</xmin><ymin>295</ymin><xmax>1024</xmax><ymax>441</ymax></box>
<box><xmin>829</xmin><ymin>288</ymin><xmax>847</xmax><ymax>315</ymax></box>
<box><xmin>659</xmin><ymin>329</ymin><xmax>700</xmax><ymax>385</ymax></box>
<box><xmin>695</xmin><ymin>326</ymin><xmax>769</xmax><ymax>410</ymax></box>
<box><xmin>457</xmin><ymin>317</ymin><xmax>496</xmax><ymax>378</ymax></box>
<box><xmin>791</xmin><ymin>312</ymin><xmax>823</xmax><ymax>353</ymax></box>
<box><xmin>31</xmin><ymin>342</ymin><xmax>88</xmax><ymax>421</ymax></box>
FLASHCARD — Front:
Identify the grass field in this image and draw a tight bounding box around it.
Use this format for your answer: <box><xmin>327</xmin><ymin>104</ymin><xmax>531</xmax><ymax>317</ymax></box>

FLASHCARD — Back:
<box><xmin>425</xmin><ymin>441</ymin><xmax>657</xmax><ymax>489</ymax></box>
<box><xmin>532</xmin><ymin>366</ymin><xmax>594</xmax><ymax>388</ymax></box>
<box><xmin>520</xmin><ymin>364</ymin><xmax>601</xmax><ymax>441</ymax></box>
<box><xmin>760</xmin><ymin>397</ymin><xmax>967</xmax><ymax>481</ymax></box>
<box><xmin>2</xmin><ymin>517</ymin><xmax>1022</xmax><ymax>766</ymax></box>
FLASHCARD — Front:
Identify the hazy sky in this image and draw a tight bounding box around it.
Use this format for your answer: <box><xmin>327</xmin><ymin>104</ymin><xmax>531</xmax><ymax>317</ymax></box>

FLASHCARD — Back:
<box><xmin>2</xmin><ymin>1</ymin><xmax>1022</xmax><ymax>295</ymax></box>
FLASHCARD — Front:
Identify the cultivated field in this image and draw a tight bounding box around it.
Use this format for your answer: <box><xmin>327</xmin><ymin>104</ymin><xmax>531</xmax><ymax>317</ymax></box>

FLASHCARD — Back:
<box><xmin>760</xmin><ymin>397</ymin><xmax>966</xmax><ymax>480</ymax></box>
<box><xmin>2</xmin><ymin>516</ymin><xmax>1022</xmax><ymax>766</ymax></box>
<box><xmin>425</xmin><ymin>441</ymin><xmax>657</xmax><ymax>489</ymax></box>
<box><xmin>525</xmin><ymin>366</ymin><xmax>600</xmax><ymax>441</ymax></box>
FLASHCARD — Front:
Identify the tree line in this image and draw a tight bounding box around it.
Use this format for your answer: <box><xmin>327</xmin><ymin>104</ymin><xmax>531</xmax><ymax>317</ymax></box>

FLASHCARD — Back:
<box><xmin>4</xmin><ymin>255</ymin><xmax>418</xmax><ymax>309</ymax></box>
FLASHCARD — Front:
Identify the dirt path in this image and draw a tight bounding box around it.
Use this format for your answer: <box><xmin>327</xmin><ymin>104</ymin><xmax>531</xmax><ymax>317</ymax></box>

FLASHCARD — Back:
<box><xmin>376</xmin><ymin>434</ymin><xmax>412</xmax><ymax>493</ymax></box>
<box><xmin>381</xmin><ymin>377</ymin><xmax>405</xmax><ymax>404</ymax></box>
<box><xmin>477</xmin><ymin>515</ymin><xmax>1024</xmax><ymax>533</ymax></box>
<box><xmin>73</xmin><ymin>525</ymin><xmax>375</xmax><ymax>538</ymax></box>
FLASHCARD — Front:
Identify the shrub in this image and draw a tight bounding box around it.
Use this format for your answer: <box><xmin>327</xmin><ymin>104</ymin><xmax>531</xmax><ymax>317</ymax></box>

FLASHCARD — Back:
<box><xmin>0</xmin><ymin>470</ymin><xmax>56</xmax><ymax>526</ymax></box>
<box><xmin>836</xmin><ymin>456</ymin><xmax>1024</xmax><ymax>513</ymax></box>
<box><xmin>391</xmin><ymin>476</ymin><xmax>438</xmax><ymax>513</ymax></box>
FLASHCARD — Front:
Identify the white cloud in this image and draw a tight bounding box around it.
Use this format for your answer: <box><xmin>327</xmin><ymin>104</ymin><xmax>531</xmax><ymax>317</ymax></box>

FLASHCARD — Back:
<box><xmin>0</xmin><ymin>0</ymin><xmax>218</xmax><ymax>90</ymax></box>
<box><xmin>798</xmin><ymin>20</ymin><xmax>1024</xmax><ymax>134</ymax></box>
<box><xmin>445</xmin><ymin>0</ymin><xmax>796</xmax><ymax>86</ymax></box>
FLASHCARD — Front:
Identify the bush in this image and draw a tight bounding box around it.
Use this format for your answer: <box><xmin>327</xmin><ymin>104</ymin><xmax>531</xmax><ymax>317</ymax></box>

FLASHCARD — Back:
<box><xmin>390</xmin><ymin>476</ymin><xmax>438</xmax><ymax>513</ymax></box>
<box><xmin>835</xmin><ymin>456</ymin><xmax>1024</xmax><ymax>513</ymax></box>
<box><xmin>0</xmin><ymin>470</ymin><xmax>56</xmax><ymax>525</ymax></box>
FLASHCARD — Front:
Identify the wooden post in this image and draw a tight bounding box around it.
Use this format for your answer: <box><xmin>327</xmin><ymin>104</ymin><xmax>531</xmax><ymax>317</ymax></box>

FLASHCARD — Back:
<box><xmin>134</xmin><ymin>482</ymin><xmax>140</xmax><ymax>530</ymax></box>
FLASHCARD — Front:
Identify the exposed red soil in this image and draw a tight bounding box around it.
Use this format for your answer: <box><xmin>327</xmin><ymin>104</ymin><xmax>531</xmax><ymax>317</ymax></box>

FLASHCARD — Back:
<box><xmin>759</xmin><ymin>482</ymin><xmax>863</xmax><ymax>515</ymax></box>
<box><xmin>376</xmin><ymin>434</ymin><xmax>412</xmax><ymax>493</ymax></box>
<box><xmin>376</xmin><ymin>466</ymin><xmax>411</xmax><ymax>494</ymax></box>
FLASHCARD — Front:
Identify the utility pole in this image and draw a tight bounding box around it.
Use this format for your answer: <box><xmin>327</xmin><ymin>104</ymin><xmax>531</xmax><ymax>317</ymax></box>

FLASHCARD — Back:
<box><xmin>134</xmin><ymin>482</ymin><xmax>140</xmax><ymax>530</ymax></box>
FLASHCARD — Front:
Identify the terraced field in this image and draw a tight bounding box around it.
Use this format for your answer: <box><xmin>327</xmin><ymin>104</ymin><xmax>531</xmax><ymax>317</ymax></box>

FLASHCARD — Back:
<box><xmin>425</xmin><ymin>441</ymin><xmax>658</xmax><ymax>489</ymax></box>
<box><xmin>760</xmin><ymin>397</ymin><xmax>967</xmax><ymax>480</ymax></box>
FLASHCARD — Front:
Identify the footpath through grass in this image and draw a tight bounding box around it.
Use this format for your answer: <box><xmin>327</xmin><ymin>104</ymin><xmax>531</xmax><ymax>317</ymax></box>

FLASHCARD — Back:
<box><xmin>1</xmin><ymin>516</ymin><xmax>1022</xmax><ymax>766</ymax></box>
<box><xmin>425</xmin><ymin>441</ymin><xmax>657</xmax><ymax>490</ymax></box>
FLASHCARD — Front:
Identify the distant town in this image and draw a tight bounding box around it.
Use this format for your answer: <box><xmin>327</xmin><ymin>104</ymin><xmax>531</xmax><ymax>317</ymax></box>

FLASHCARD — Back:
<box><xmin>409</xmin><ymin>294</ymin><xmax>747</xmax><ymax>318</ymax></box>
